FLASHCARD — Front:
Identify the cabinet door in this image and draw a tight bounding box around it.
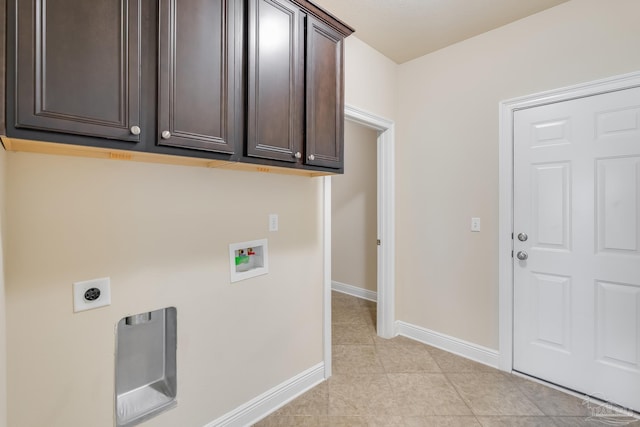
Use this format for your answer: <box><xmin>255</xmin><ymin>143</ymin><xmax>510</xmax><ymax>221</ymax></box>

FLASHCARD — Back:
<box><xmin>158</xmin><ymin>0</ymin><xmax>239</xmax><ymax>154</ymax></box>
<box><xmin>15</xmin><ymin>0</ymin><xmax>141</xmax><ymax>142</ymax></box>
<box><xmin>305</xmin><ymin>16</ymin><xmax>344</xmax><ymax>169</ymax></box>
<box><xmin>246</xmin><ymin>0</ymin><xmax>303</xmax><ymax>162</ymax></box>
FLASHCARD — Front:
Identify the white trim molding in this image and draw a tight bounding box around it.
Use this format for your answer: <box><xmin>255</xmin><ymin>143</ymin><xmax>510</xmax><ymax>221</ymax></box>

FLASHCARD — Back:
<box><xmin>344</xmin><ymin>104</ymin><xmax>394</xmax><ymax>131</ymax></box>
<box><xmin>498</xmin><ymin>70</ymin><xmax>640</xmax><ymax>372</ymax></box>
<box><xmin>344</xmin><ymin>104</ymin><xmax>396</xmax><ymax>340</ymax></box>
<box><xmin>205</xmin><ymin>363</ymin><xmax>325</xmax><ymax>427</ymax></box>
<box><xmin>331</xmin><ymin>280</ymin><xmax>377</xmax><ymax>302</ymax></box>
<box><xmin>323</xmin><ymin>176</ymin><xmax>332</xmax><ymax>379</ymax></box>
<box><xmin>396</xmin><ymin>321</ymin><xmax>500</xmax><ymax>369</ymax></box>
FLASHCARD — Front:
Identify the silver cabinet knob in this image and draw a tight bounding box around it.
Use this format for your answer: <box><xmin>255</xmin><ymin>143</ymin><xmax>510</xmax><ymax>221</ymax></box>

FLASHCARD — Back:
<box><xmin>516</xmin><ymin>251</ymin><xmax>528</xmax><ymax>261</ymax></box>
<box><xmin>294</xmin><ymin>152</ymin><xmax>302</xmax><ymax>159</ymax></box>
<box><xmin>308</xmin><ymin>154</ymin><xmax>315</xmax><ymax>161</ymax></box>
<box><xmin>130</xmin><ymin>126</ymin><xmax>141</xmax><ymax>135</ymax></box>
<box><xmin>161</xmin><ymin>130</ymin><xmax>171</xmax><ymax>139</ymax></box>
<box><xmin>517</xmin><ymin>232</ymin><xmax>528</xmax><ymax>242</ymax></box>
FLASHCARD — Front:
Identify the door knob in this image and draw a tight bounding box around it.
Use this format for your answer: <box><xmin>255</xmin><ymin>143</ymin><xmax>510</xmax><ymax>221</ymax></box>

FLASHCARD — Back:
<box><xmin>308</xmin><ymin>154</ymin><xmax>315</xmax><ymax>161</ymax></box>
<box><xmin>517</xmin><ymin>232</ymin><xmax>528</xmax><ymax>242</ymax></box>
<box><xmin>161</xmin><ymin>130</ymin><xmax>171</xmax><ymax>139</ymax></box>
<box><xmin>130</xmin><ymin>126</ymin><xmax>141</xmax><ymax>135</ymax></box>
<box><xmin>516</xmin><ymin>251</ymin><xmax>528</xmax><ymax>261</ymax></box>
<box><xmin>294</xmin><ymin>152</ymin><xmax>301</xmax><ymax>159</ymax></box>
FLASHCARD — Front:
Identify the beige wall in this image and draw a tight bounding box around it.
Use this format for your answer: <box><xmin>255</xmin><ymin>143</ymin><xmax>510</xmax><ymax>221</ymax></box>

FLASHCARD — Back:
<box><xmin>5</xmin><ymin>153</ymin><xmax>324</xmax><ymax>426</ymax></box>
<box><xmin>344</xmin><ymin>36</ymin><xmax>398</xmax><ymax>122</ymax></box>
<box><xmin>332</xmin><ymin>121</ymin><xmax>378</xmax><ymax>293</ymax></box>
<box><xmin>0</xmin><ymin>146</ymin><xmax>6</xmax><ymax>427</ymax></box>
<box><xmin>396</xmin><ymin>0</ymin><xmax>640</xmax><ymax>349</ymax></box>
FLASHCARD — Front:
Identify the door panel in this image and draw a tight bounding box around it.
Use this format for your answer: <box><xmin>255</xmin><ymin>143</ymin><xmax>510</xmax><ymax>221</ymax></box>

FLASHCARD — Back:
<box><xmin>513</xmin><ymin>86</ymin><xmax>640</xmax><ymax>411</ymax></box>
<box><xmin>305</xmin><ymin>16</ymin><xmax>343</xmax><ymax>169</ymax></box>
<box><xmin>531</xmin><ymin>163</ymin><xmax>571</xmax><ymax>249</ymax></box>
<box><xmin>157</xmin><ymin>0</ymin><xmax>238</xmax><ymax>153</ymax></box>
<box><xmin>596</xmin><ymin>107</ymin><xmax>640</xmax><ymax>140</ymax></box>
<box><xmin>531</xmin><ymin>118</ymin><xmax>571</xmax><ymax>148</ymax></box>
<box><xmin>595</xmin><ymin>281</ymin><xmax>640</xmax><ymax>371</ymax></box>
<box><xmin>596</xmin><ymin>157</ymin><xmax>639</xmax><ymax>253</ymax></box>
<box><xmin>530</xmin><ymin>273</ymin><xmax>571</xmax><ymax>352</ymax></box>
<box><xmin>16</xmin><ymin>0</ymin><xmax>140</xmax><ymax>141</ymax></box>
<box><xmin>246</xmin><ymin>0</ymin><xmax>303</xmax><ymax>162</ymax></box>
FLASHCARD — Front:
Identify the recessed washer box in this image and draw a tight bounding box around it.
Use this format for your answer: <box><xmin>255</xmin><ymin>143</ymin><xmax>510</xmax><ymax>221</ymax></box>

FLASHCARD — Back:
<box><xmin>229</xmin><ymin>239</ymin><xmax>268</xmax><ymax>283</ymax></box>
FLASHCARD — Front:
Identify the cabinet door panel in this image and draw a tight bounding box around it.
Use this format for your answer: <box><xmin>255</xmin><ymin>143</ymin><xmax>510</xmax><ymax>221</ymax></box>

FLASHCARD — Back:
<box><xmin>158</xmin><ymin>0</ymin><xmax>238</xmax><ymax>153</ymax></box>
<box><xmin>246</xmin><ymin>0</ymin><xmax>303</xmax><ymax>162</ymax></box>
<box><xmin>16</xmin><ymin>0</ymin><xmax>141</xmax><ymax>141</ymax></box>
<box><xmin>306</xmin><ymin>17</ymin><xmax>343</xmax><ymax>169</ymax></box>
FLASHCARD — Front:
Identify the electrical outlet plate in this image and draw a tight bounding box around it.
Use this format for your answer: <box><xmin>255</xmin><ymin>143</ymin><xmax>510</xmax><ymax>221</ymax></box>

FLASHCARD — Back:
<box><xmin>471</xmin><ymin>217</ymin><xmax>481</xmax><ymax>232</ymax></box>
<box><xmin>73</xmin><ymin>277</ymin><xmax>111</xmax><ymax>312</ymax></box>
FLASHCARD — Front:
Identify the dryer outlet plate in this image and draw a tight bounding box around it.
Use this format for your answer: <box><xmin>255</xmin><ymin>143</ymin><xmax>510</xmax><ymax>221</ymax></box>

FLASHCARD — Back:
<box><xmin>73</xmin><ymin>277</ymin><xmax>111</xmax><ymax>312</ymax></box>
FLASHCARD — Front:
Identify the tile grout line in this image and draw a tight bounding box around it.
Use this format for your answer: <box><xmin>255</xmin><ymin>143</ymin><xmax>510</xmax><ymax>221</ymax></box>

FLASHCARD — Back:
<box><xmin>440</xmin><ymin>369</ymin><xmax>483</xmax><ymax>425</ymax></box>
<box><xmin>257</xmin><ymin>291</ymin><xmax>608</xmax><ymax>426</ymax></box>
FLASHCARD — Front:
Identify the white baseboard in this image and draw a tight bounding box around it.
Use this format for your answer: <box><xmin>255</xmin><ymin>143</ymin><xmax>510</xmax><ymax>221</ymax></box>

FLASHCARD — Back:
<box><xmin>331</xmin><ymin>281</ymin><xmax>377</xmax><ymax>302</ymax></box>
<box><xmin>205</xmin><ymin>363</ymin><xmax>325</xmax><ymax>427</ymax></box>
<box><xmin>396</xmin><ymin>321</ymin><xmax>500</xmax><ymax>369</ymax></box>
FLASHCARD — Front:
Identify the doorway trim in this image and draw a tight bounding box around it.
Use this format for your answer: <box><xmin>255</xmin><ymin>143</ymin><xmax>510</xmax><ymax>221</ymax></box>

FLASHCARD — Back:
<box><xmin>498</xmin><ymin>70</ymin><xmax>640</xmax><ymax>372</ymax></box>
<box><xmin>323</xmin><ymin>104</ymin><xmax>396</xmax><ymax>378</ymax></box>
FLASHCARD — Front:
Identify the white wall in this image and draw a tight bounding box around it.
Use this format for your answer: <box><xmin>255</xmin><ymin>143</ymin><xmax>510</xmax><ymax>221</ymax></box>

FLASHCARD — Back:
<box><xmin>0</xmin><ymin>146</ymin><xmax>7</xmax><ymax>427</ymax></box>
<box><xmin>332</xmin><ymin>121</ymin><xmax>378</xmax><ymax>293</ymax></box>
<box><xmin>344</xmin><ymin>36</ymin><xmax>398</xmax><ymax>122</ymax></box>
<box><xmin>396</xmin><ymin>0</ymin><xmax>640</xmax><ymax>349</ymax></box>
<box><xmin>5</xmin><ymin>153</ymin><xmax>324</xmax><ymax>426</ymax></box>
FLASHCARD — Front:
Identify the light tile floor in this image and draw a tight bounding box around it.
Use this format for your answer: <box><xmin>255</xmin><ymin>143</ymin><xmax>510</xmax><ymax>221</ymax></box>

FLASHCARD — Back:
<box><xmin>255</xmin><ymin>291</ymin><xmax>640</xmax><ymax>426</ymax></box>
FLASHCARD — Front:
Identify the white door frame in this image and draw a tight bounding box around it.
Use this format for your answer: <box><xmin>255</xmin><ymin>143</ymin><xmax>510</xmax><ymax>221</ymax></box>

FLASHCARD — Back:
<box><xmin>498</xmin><ymin>70</ymin><xmax>640</xmax><ymax>372</ymax></box>
<box><xmin>324</xmin><ymin>104</ymin><xmax>396</xmax><ymax>378</ymax></box>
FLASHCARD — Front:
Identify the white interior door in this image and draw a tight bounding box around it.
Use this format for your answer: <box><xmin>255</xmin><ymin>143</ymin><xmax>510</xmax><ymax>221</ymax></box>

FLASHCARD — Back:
<box><xmin>513</xmin><ymin>86</ymin><xmax>640</xmax><ymax>411</ymax></box>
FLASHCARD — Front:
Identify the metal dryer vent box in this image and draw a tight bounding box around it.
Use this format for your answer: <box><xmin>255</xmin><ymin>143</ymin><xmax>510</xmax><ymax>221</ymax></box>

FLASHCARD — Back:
<box><xmin>115</xmin><ymin>307</ymin><xmax>177</xmax><ymax>427</ymax></box>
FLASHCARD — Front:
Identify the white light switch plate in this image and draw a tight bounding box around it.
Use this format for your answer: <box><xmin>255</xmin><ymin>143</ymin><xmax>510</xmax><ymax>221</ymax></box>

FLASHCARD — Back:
<box><xmin>73</xmin><ymin>277</ymin><xmax>111</xmax><ymax>312</ymax></box>
<box><xmin>269</xmin><ymin>214</ymin><xmax>278</xmax><ymax>232</ymax></box>
<box><xmin>471</xmin><ymin>217</ymin><xmax>481</xmax><ymax>232</ymax></box>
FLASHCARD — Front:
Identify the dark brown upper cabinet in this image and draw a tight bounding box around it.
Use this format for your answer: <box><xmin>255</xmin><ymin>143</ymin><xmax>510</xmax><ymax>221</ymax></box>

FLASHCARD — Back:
<box><xmin>246</xmin><ymin>0</ymin><xmax>304</xmax><ymax>163</ymax></box>
<box><xmin>247</xmin><ymin>0</ymin><xmax>351</xmax><ymax>170</ymax></box>
<box><xmin>157</xmin><ymin>0</ymin><xmax>240</xmax><ymax>154</ymax></box>
<box><xmin>15</xmin><ymin>0</ymin><xmax>141</xmax><ymax>142</ymax></box>
<box><xmin>12</xmin><ymin>0</ymin><xmax>240</xmax><ymax>156</ymax></box>
<box><xmin>4</xmin><ymin>0</ymin><xmax>353</xmax><ymax>174</ymax></box>
<box><xmin>305</xmin><ymin>16</ymin><xmax>344</xmax><ymax>169</ymax></box>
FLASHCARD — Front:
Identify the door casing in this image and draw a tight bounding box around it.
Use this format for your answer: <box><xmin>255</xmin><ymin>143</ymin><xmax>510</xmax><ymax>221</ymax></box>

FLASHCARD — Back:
<box><xmin>498</xmin><ymin>70</ymin><xmax>640</xmax><ymax>372</ymax></box>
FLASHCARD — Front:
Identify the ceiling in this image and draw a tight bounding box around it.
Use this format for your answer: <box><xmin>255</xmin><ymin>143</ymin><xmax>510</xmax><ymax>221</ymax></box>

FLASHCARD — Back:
<box><xmin>312</xmin><ymin>0</ymin><xmax>570</xmax><ymax>64</ymax></box>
